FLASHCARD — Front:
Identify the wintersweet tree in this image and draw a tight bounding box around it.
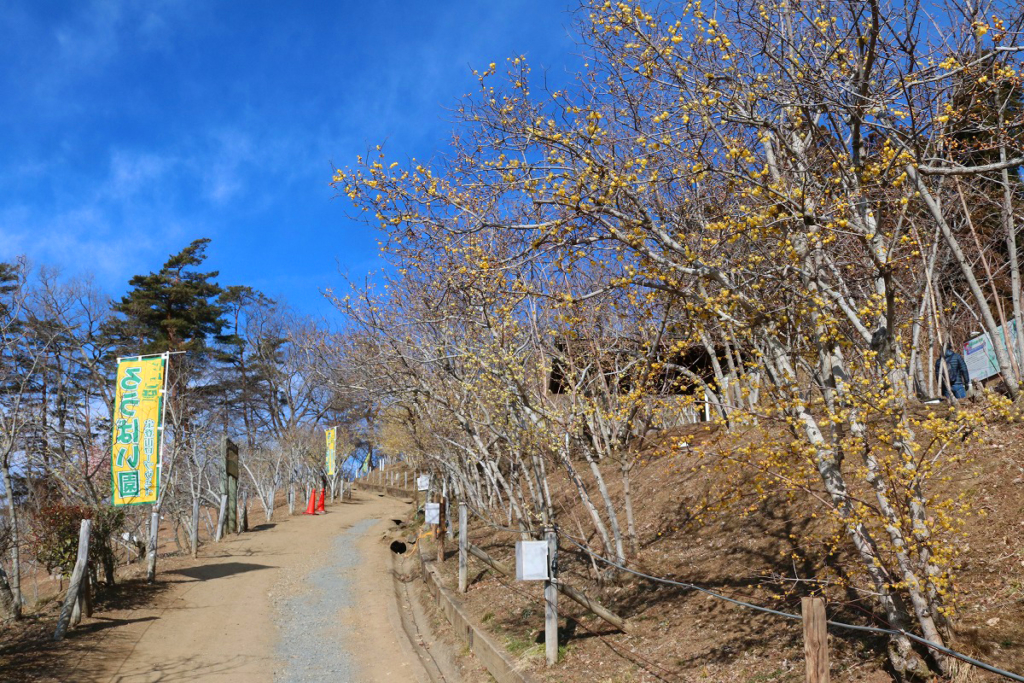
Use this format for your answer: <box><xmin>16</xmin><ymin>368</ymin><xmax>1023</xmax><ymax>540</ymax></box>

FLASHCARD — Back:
<box><xmin>334</xmin><ymin>1</ymin><xmax>1024</xmax><ymax>676</ymax></box>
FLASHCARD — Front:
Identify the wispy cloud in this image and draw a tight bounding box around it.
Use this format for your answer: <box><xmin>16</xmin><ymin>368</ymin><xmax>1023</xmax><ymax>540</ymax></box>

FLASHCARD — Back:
<box><xmin>0</xmin><ymin>1</ymin><xmax>580</xmax><ymax>312</ymax></box>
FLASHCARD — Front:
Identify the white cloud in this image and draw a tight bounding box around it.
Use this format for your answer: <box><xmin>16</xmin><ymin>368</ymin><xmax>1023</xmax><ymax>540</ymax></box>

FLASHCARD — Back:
<box><xmin>106</xmin><ymin>149</ymin><xmax>176</xmax><ymax>201</ymax></box>
<box><xmin>53</xmin><ymin>0</ymin><xmax>124</xmax><ymax>70</ymax></box>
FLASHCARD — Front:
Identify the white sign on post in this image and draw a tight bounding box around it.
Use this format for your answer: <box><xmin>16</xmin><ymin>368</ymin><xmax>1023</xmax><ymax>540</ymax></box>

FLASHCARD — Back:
<box><xmin>417</xmin><ymin>474</ymin><xmax>430</xmax><ymax>491</ymax></box>
<box><xmin>424</xmin><ymin>502</ymin><xmax>440</xmax><ymax>525</ymax></box>
<box><xmin>515</xmin><ymin>540</ymin><xmax>549</xmax><ymax>581</ymax></box>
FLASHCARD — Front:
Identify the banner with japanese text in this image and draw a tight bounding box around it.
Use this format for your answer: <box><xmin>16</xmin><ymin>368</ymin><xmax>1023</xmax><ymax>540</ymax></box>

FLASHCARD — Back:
<box><xmin>326</xmin><ymin>427</ymin><xmax>337</xmax><ymax>476</ymax></box>
<box><xmin>111</xmin><ymin>355</ymin><xmax>166</xmax><ymax>505</ymax></box>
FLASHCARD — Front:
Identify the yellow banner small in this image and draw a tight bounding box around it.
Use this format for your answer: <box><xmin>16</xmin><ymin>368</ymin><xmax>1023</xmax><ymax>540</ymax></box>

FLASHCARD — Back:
<box><xmin>326</xmin><ymin>427</ymin><xmax>337</xmax><ymax>477</ymax></box>
<box><xmin>111</xmin><ymin>355</ymin><xmax>166</xmax><ymax>506</ymax></box>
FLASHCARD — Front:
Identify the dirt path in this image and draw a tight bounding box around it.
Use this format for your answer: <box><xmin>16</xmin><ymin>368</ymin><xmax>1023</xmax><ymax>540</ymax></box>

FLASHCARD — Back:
<box><xmin>58</xmin><ymin>492</ymin><xmax>427</xmax><ymax>682</ymax></box>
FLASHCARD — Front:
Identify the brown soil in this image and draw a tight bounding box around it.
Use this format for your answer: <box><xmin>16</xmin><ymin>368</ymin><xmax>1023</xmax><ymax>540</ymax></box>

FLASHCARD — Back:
<box><xmin>1</xmin><ymin>491</ymin><xmax>433</xmax><ymax>682</ymax></box>
<box><xmin>422</xmin><ymin>420</ymin><xmax>1024</xmax><ymax>683</ymax></box>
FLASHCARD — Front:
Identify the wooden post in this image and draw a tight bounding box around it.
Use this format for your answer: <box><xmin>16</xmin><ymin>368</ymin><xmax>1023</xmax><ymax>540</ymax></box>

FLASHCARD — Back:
<box><xmin>215</xmin><ymin>493</ymin><xmax>229</xmax><ymax>542</ymax></box>
<box><xmin>458</xmin><ymin>502</ymin><xmax>468</xmax><ymax>593</ymax></box>
<box><xmin>54</xmin><ymin>520</ymin><xmax>91</xmax><ymax>641</ymax></box>
<box><xmin>802</xmin><ymin>596</ymin><xmax>829</xmax><ymax>683</ymax></box>
<box><xmin>436</xmin><ymin>497</ymin><xmax>447</xmax><ymax>563</ymax></box>
<box><xmin>545</xmin><ymin>527</ymin><xmax>558</xmax><ymax>666</ymax></box>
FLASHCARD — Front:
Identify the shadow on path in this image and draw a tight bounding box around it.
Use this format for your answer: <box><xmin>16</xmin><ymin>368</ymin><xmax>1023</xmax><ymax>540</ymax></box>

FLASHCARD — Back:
<box><xmin>167</xmin><ymin>562</ymin><xmax>272</xmax><ymax>582</ymax></box>
<box><xmin>111</xmin><ymin>653</ymin><xmax>257</xmax><ymax>682</ymax></box>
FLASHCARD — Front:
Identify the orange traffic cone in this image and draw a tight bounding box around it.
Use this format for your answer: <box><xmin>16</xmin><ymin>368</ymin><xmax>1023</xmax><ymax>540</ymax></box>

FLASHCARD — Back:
<box><xmin>316</xmin><ymin>489</ymin><xmax>326</xmax><ymax>513</ymax></box>
<box><xmin>302</xmin><ymin>489</ymin><xmax>317</xmax><ymax>515</ymax></box>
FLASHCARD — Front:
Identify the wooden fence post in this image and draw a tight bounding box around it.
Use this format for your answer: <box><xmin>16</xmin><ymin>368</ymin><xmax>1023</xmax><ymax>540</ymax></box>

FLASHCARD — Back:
<box><xmin>54</xmin><ymin>520</ymin><xmax>92</xmax><ymax>641</ymax></box>
<box><xmin>545</xmin><ymin>527</ymin><xmax>559</xmax><ymax>666</ymax></box>
<box><xmin>802</xmin><ymin>596</ymin><xmax>829</xmax><ymax>683</ymax></box>
<box><xmin>215</xmin><ymin>493</ymin><xmax>229</xmax><ymax>542</ymax></box>
<box><xmin>458</xmin><ymin>502</ymin><xmax>468</xmax><ymax>593</ymax></box>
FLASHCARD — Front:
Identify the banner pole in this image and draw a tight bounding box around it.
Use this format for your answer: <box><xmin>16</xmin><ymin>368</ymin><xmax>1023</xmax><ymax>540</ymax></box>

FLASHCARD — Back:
<box><xmin>146</xmin><ymin>351</ymin><xmax>171</xmax><ymax>583</ymax></box>
<box><xmin>157</xmin><ymin>352</ymin><xmax>171</xmax><ymax>498</ymax></box>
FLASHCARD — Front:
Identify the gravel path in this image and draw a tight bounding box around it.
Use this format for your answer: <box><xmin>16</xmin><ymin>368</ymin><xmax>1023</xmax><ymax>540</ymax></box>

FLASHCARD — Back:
<box><xmin>275</xmin><ymin>518</ymin><xmax>377</xmax><ymax>682</ymax></box>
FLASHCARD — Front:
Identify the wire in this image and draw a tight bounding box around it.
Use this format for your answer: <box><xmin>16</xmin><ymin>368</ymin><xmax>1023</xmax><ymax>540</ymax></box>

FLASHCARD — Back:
<box><xmin>463</xmin><ymin>501</ymin><xmax>536</xmax><ymax>536</ymax></box>
<box><xmin>558</xmin><ymin>531</ymin><xmax>804</xmax><ymax>622</ymax></box>
<box><xmin>488</xmin><ymin>570</ymin><xmax>679</xmax><ymax>682</ymax></box>
<box><xmin>456</xmin><ymin>503</ymin><xmax>1024</xmax><ymax>681</ymax></box>
<box><xmin>556</xmin><ymin>530</ymin><xmax>1024</xmax><ymax>683</ymax></box>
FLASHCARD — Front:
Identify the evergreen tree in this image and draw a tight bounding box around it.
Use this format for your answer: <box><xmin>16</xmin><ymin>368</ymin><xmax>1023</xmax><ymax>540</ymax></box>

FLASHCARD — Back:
<box><xmin>104</xmin><ymin>239</ymin><xmax>228</xmax><ymax>357</ymax></box>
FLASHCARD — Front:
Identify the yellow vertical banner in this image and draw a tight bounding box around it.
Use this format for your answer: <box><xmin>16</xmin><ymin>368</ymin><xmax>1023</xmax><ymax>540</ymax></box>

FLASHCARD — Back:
<box><xmin>326</xmin><ymin>427</ymin><xmax>337</xmax><ymax>476</ymax></box>
<box><xmin>111</xmin><ymin>355</ymin><xmax>166</xmax><ymax>506</ymax></box>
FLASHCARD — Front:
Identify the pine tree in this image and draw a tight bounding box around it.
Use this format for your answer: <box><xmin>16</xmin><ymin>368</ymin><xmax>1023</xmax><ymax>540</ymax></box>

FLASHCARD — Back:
<box><xmin>104</xmin><ymin>239</ymin><xmax>228</xmax><ymax>357</ymax></box>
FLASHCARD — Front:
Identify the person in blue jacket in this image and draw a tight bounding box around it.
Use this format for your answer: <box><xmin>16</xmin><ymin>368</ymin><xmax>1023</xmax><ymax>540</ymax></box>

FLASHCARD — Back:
<box><xmin>935</xmin><ymin>343</ymin><xmax>970</xmax><ymax>399</ymax></box>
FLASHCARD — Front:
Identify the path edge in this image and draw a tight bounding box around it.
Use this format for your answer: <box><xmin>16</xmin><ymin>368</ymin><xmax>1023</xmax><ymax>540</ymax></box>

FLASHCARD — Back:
<box><xmin>358</xmin><ymin>481</ymin><xmax>538</xmax><ymax>683</ymax></box>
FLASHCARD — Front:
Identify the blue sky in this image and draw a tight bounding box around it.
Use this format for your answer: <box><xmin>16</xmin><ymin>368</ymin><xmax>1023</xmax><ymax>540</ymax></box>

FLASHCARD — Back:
<box><xmin>0</xmin><ymin>1</ymin><xmax>582</xmax><ymax>316</ymax></box>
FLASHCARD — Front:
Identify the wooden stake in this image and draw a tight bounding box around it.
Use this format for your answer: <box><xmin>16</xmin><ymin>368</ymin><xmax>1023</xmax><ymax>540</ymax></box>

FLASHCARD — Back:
<box><xmin>54</xmin><ymin>520</ymin><xmax>91</xmax><ymax>641</ymax></box>
<box><xmin>802</xmin><ymin>596</ymin><xmax>829</xmax><ymax>683</ymax></box>
<box><xmin>215</xmin><ymin>493</ymin><xmax>229</xmax><ymax>542</ymax></box>
<box><xmin>458</xmin><ymin>502</ymin><xmax>468</xmax><ymax>593</ymax></box>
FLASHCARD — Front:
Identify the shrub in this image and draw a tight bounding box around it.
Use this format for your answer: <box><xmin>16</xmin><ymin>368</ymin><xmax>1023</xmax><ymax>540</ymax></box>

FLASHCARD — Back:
<box><xmin>32</xmin><ymin>504</ymin><xmax>126</xmax><ymax>577</ymax></box>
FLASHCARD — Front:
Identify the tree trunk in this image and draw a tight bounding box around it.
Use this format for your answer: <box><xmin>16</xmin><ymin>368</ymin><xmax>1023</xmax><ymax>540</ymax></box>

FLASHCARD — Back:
<box><xmin>239</xmin><ymin>492</ymin><xmax>248</xmax><ymax>533</ymax></box>
<box><xmin>908</xmin><ymin>165</ymin><xmax>1020</xmax><ymax>399</ymax></box>
<box><xmin>999</xmin><ymin>120</ymin><xmax>1024</xmax><ymax>370</ymax></box>
<box><xmin>0</xmin><ymin>564</ymin><xmax>18</xmax><ymax>621</ymax></box>
<box><xmin>762</xmin><ymin>338</ymin><xmax>931</xmax><ymax>678</ymax></box>
<box><xmin>621</xmin><ymin>460</ymin><xmax>639</xmax><ymax>557</ymax></box>
<box><xmin>101</xmin><ymin>543</ymin><xmax>116</xmax><ymax>586</ymax></box>
<box><xmin>581</xmin><ymin>447</ymin><xmax>626</xmax><ymax>565</ymax></box>
<box><xmin>436</xmin><ymin>497</ymin><xmax>446</xmax><ymax>563</ymax></box>
<box><xmin>560</xmin><ymin>445</ymin><xmax>614</xmax><ymax>561</ymax></box>
<box><xmin>82</xmin><ymin>567</ymin><xmax>93</xmax><ymax>618</ymax></box>
<box><xmin>190</xmin><ymin>494</ymin><xmax>200</xmax><ymax>558</ymax></box>
<box><xmin>145</xmin><ymin>508</ymin><xmax>159</xmax><ymax>584</ymax></box>
<box><xmin>2</xmin><ymin>462</ymin><xmax>22</xmax><ymax>618</ymax></box>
